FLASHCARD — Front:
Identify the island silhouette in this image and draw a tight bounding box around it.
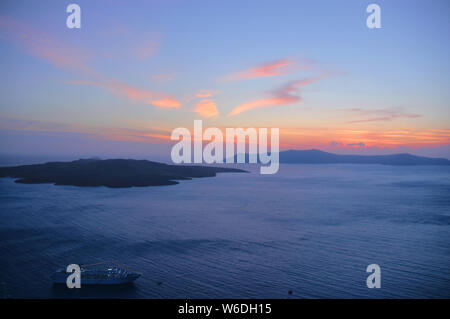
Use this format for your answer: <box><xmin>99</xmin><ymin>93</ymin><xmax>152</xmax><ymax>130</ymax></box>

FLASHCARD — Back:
<box><xmin>0</xmin><ymin>158</ymin><xmax>247</xmax><ymax>188</ymax></box>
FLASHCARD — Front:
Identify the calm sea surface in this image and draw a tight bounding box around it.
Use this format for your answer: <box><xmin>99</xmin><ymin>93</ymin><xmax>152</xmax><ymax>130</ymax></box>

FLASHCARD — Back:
<box><xmin>0</xmin><ymin>163</ymin><xmax>449</xmax><ymax>298</ymax></box>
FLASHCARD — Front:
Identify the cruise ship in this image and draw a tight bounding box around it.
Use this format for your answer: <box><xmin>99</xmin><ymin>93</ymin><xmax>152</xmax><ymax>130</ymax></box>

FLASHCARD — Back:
<box><xmin>51</xmin><ymin>263</ymin><xmax>141</xmax><ymax>285</ymax></box>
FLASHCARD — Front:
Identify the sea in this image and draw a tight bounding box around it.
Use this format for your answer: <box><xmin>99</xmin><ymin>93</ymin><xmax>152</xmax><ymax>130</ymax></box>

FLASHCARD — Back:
<box><xmin>0</xmin><ymin>160</ymin><xmax>449</xmax><ymax>298</ymax></box>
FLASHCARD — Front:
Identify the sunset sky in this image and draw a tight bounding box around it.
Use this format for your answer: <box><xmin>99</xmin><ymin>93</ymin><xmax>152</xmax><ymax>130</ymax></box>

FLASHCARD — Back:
<box><xmin>0</xmin><ymin>0</ymin><xmax>449</xmax><ymax>159</ymax></box>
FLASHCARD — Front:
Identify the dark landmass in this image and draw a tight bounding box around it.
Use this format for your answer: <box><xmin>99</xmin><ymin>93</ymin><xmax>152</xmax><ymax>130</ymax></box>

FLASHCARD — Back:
<box><xmin>231</xmin><ymin>149</ymin><xmax>450</xmax><ymax>165</ymax></box>
<box><xmin>0</xmin><ymin>158</ymin><xmax>247</xmax><ymax>188</ymax></box>
<box><xmin>279</xmin><ymin>149</ymin><xmax>450</xmax><ymax>165</ymax></box>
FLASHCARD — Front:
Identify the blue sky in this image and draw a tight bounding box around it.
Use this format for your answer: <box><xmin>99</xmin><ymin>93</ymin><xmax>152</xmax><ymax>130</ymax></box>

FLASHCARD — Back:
<box><xmin>0</xmin><ymin>0</ymin><xmax>449</xmax><ymax>158</ymax></box>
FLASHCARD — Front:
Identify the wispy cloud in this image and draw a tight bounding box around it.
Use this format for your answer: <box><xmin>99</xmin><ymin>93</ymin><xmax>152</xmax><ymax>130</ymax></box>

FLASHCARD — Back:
<box><xmin>3</xmin><ymin>117</ymin><xmax>450</xmax><ymax>153</ymax></box>
<box><xmin>193</xmin><ymin>99</ymin><xmax>219</xmax><ymax>118</ymax></box>
<box><xmin>133</xmin><ymin>33</ymin><xmax>161</xmax><ymax>60</ymax></box>
<box><xmin>0</xmin><ymin>15</ymin><xmax>96</xmax><ymax>76</ymax></box>
<box><xmin>181</xmin><ymin>90</ymin><xmax>221</xmax><ymax>109</ymax></box>
<box><xmin>223</xmin><ymin>58</ymin><xmax>292</xmax><ymax>81</ymax></box>
<box><xmin>0</xmin><ymin>117</ymin><xmax>173</xmax><ymax>143</ymax></box>
<box><xmin>194</xmin><ymin>89</ymin><xmax>220</xmax><ymax>98</ymax></box>
<box><xmin>0</xmin><ymin>16</ymin><xmax>181</xmax><ymax>109</ymax></box>
<box><xmin>279</xmin><ymin>126</ymin><xmax>450</xmax><ymax>150</ymax></box>
<box><xmin>66</xmin><ymin>80</ymin><xmax>180</xmax><ymax>108</ymax></box>
<box><xmin>346</xmin><ymin>107</ymin><xmax>421</xmax><ymax>123</ymax></box>
<box><xmin>222</xmin><ymin>57</ymin><xmax>325</xmax><ymax>82</ymax></box>
<box><xmin>152</xmin><ymin>73</ymin><xmax>176</xmax><ymax>83</ymax></box>
<box><xmin>229</xmin><ymin>75</ymin><xmax>326</xmax><ymax>116</ymax></box>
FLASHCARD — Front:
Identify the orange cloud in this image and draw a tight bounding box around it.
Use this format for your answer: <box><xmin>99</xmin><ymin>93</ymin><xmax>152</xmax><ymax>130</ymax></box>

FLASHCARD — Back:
<box><xmin>196</xmin><ymin>92</ymin><xmax>212</xmax><ymax>98</ymax></box>
<box><xmin>98</xmin><ymin>128</ymin><xmax>172</xmax><ymax>143</ymax></box>
<box><xmin>229</xmin><ymin>96</ymin><xmax>299</xmax><ymax>116</ymax></box>
<box><xmin>229</xmin><ymin>76</ymin><xmax>325</xmax><ymax>116</ymax></box>
<box><xmin>0</xmin><ymin>117</ymin><xmax>173</xmax><ymax>144</ymax></box>
<box><xmin>193</xmin><ymin>99</ymin><xmax>219</xmax><ymax>118</ymax></box>
<box><xmin>194</xmin><ymin>89</ymin><xmax>220</xmax><ymax>98</ymax></box>
<box><xmin>3</xmin><ymin>117</ymin><xmax>450</xmax><ymax>153</ymax></box>
<box><xmin>225</xmin><ymin>58</ymin><xmax>292</xmax><ymax>81</ymax></box>
<box><xmin>67</xmin><ymin>80</ymin><xmax>180</xmax><ymax>108</ymax></box>
<box><xmin>151</xmin><ymin>97</ymin><xmax>181</xmax><ymax>108</ymax></box>
<box><xmin>278</xmin><ymin>127</ymin><xmax>450</xmax><ymax>150</ymax></box>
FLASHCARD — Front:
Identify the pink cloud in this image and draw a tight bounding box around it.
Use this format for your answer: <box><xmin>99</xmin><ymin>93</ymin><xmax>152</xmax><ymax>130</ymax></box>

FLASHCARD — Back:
<box><xmin>152</xmin><ymin>73</ymin><xmax>176</xmax><ymax>83</ymax></box>
<box><xmin>195</xmin><ymin>89</ymin><xmax>219</xmax><ymax>98</ymax></box>
<box><xmin>67</xmin><ymin>80</ymin><xmax>180</xmax><ymax>108</ymax></box>
<box><xmin>193</xmin><ymin>99</ymin><xmax>219</xmax><ymax>118</ymax></box>
<box><xmin>224</xmin><ymin>58</ymin><xmax>292</xmax><ymax>81</ymax></box>
<box><xmin>196</xmin><ymin>92</ymin><xmax>212</xmax><ymax>98</ymax></box>
<box><xmin>182</xmin><ymin>90</ymin><xmax>220</xmax><ymax>106</ymax></box>
<box><xmin>0</xmin><ymin>16</ymin><xmax>181</xmax><ymax>109</ymax></box>
<box><xmin>229</xmin><ymin>96</ymin><xmax>299</xmax><ymax>116</ymax></box>
<box><xmin>229</xmin><ymin>76</ymin><xmax>325</xmax><ymax>116</ymax></box>
<box><xmin>0</xmin><ymin>117</ymin><xmax>173</xmax><ymax>143</ymax></box>
<box><xmin>151</xmin><ymin>97</ymin><xmax>181</xmax><ymax>108</ymax></box>
<box><xmin>0</xmin><ymin>15</ymin><xmax>96</xmax><ymax>76</ymax></box>
<box><xmin>134</xmin><ymin>33</ymin><xmax>161</xmax><ymax>60</ymax></box>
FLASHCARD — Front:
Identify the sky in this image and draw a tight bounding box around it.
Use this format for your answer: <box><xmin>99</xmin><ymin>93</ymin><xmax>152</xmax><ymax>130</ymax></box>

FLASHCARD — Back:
<box><xmin>0</xmin><ymin>0</ymin><xmax>449</xmax><ymax>159</ymax></box>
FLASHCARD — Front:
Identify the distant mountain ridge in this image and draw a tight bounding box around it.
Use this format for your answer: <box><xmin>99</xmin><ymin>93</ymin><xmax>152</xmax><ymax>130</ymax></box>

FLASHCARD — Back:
<box><xmin>279</xmin><ymin>149</ymin><xmax>450</xmax><ymax>165</ymax></box>
<box><xmin>231</xmin><ymin>149</ymin><xmax>450</xmax><ymax>165</ymax></box>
